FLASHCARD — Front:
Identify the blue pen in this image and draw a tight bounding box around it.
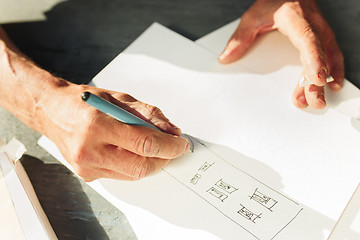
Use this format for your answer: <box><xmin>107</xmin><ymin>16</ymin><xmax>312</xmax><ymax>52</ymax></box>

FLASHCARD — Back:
<box><xmin>81</xmin><ymin>92</ymin><xmax>194</xmax><ymax>151</ymax></box>
<box><xmin>81</xmin><ymin>92</ymin><xmax>160</xmax><ymax>130</ymax></box>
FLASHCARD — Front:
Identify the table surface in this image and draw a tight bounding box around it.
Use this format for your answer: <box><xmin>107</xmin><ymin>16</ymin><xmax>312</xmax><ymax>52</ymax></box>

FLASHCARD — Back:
<box><xmin>0</xmin><ymin>1</ymin><xmax>359</xmax><ymax>239</ymax></box>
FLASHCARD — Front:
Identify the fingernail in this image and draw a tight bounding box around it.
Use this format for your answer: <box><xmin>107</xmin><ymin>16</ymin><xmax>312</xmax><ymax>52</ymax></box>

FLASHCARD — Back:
<box><xmin>318</xmin><ymin>69</ymin><xmax>327</xmax><ymax>84</ymax></box>
<box><xmin>317</xmin><ymin>93</ymin><xmax>326</xmax><ymax>104</ymax></box>
<box><xmin>326</xmin><ymin>75</ymin><xmax>334</xmax><ymax>83</ymax></box>
<box><xmin>297</xmin><ymin>95</ymin><xmax>307</xmax><ymax>107</ymax></box>
<box><xmin>218</xmin><ymin>49</ymin><xmax>230</xmax><ymax>61</ymax></box>
<box><xmin>218</xmin><ymin>54</ymin><xmax>225</xmax><ymax>62</ymax></box>
<box><xmin>185</xmin><ymin>142</ymin><xmax>190</xmax><ymax>152</ymax></box>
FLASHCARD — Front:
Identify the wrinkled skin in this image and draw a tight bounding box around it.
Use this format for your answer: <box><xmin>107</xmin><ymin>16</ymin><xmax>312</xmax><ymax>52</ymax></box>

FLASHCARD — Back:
<box><xmin>219</xmin><ymin>0</ymin><xmax>344</xmax><ymax>109</ymax></box>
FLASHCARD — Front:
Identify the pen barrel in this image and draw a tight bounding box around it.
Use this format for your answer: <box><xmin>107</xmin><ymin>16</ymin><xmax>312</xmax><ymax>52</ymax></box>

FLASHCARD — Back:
<box><xmin>83</xmin><ymin>92</ymin><xmax>160</xmax><ymax>131</ymax></box>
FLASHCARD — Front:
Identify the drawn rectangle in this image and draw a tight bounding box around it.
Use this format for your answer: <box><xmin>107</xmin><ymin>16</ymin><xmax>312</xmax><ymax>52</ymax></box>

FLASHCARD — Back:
<box><xmin>199</xmin><ymin>161</ymin><xmax>214</xmax><ymax>172</ymax></box>
<box><xmin>163</xmin><ymin>137</ymin><xmax>303</xmax><ymax>240</ymax></box>
<box><xmin>238</xmin><ymin>204</ymin><xmax>262</xmax><ymax>223</ymax></box>
<box><xmin>215</xmin><ymin>178</ymin><xmax>238</xmax><ymax>194</ymax></box>
<box><xmin>190</xmin><ymin>174</ymin><xmax>201</xmax><ymax>185</ymax></box>
<box><xmin>250</xmin><ymin>188</ymin><xmax>278</xmax><ymax>211</ymax></box>
<box><xmin>207</xmin><ymin>187</ymin><xmax>228</xmax><ymax>201</ymax></box>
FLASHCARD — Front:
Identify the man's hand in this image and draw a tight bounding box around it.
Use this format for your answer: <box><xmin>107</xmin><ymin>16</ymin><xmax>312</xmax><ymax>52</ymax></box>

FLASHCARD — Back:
<box><xmin>41</xmin><ymin>84</ymin><xmax>190</xmax><ymax>181</ymax></box>
<box><xmin>218</xmin><ymin>0</ymin><xmax>344</xmax><ymax>109</ymax></box>
<box><xmin>0</xmin><ymin>27</ymin><xmax>189</xmax><ymax>182</ymax></box>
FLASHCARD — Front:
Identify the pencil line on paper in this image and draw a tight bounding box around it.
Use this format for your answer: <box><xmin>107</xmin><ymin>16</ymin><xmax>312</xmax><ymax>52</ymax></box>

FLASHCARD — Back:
<box><xmin>194</xmin><ymin>138</ymin><xmax>299</xmax><ymax>205</ymax></box>
<box><xmin>162</xmin><ymin>168</ymin><xmax>261</xmax><ymax>240</ymax></box>
<box><xmin>163</xmin><ymin>136</ymin><xmax>303</xmax><ymax>239</ymax></box>
<box><xmin>271</xmin><ymin>208</ymin><xmax>304</xmax><ymax>240</ymax></box>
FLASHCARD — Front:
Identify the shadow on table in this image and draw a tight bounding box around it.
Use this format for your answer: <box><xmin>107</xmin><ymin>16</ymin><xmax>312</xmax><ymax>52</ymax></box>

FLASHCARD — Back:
<box><xmin>2</xmin><ymin>0</ymin><xmax>253</xmax><ymax>84</ymax></box>
<box><xmin>20</xmin><ymin>155</ymin><xmax>110</xmax><ymax>240</ymax></box>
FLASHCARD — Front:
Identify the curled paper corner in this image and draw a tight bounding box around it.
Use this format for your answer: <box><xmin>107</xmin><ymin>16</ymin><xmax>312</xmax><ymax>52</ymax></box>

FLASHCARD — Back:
<box><xmin>4</xmin><ymin>138</ymin><xmax>27</xmax><ymax>164</ymax></box>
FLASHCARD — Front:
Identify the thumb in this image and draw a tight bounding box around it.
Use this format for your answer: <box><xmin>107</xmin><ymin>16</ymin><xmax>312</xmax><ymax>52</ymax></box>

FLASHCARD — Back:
<box><xmin>218</xmin><ymin>18</ymin><xmax>272</xmax><ymax>64</ymax></box>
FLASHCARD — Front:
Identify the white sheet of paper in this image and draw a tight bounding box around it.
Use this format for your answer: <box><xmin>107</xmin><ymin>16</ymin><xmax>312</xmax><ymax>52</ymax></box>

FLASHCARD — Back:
<box><xmin>196</xmin><ymin>19</ymin><xmax>360</xmax><ymax>119</ymax></box>
<box><xmin>328</xmin><ymin>184</ymin><xmax>360</xmax><ymax>239</ymax></box>
<box><xmin>39</xmin><ymin>23</ymin><xmax>360</xmax><ymax>239</ymax></box>
<box><xmin>0</xmin><ymin>156</ymin><xmax>25</xmax><ymax>240</ymax></box>
<box><xmin>197</xmin><ymin>19</ymin><xmax>360</xmax><ymax>239</ymax></box>
<box><xmin>0</xmin><ymin>140</ymin><xmax>55</xmax><ymax>240</ymax></box>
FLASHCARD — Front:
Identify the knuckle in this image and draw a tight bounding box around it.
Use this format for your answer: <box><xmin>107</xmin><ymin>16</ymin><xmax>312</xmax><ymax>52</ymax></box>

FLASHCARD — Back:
<box><xmin>70</xmin><ymin>145</ymin><xmax>96</xmax><ymax>178</ymax></box>
<box><xmin>121</xmin><ymin>93</ymin><xmax>137</xmax><ymax>102</ymax></box>
<box><xmin>130</xmin><ymin>157</ymin><xmax>152</xmax><ymax>180</ymax></box>
<box><xmin>302</xmin><ymin>26</ymin><xmax>316</xmax><ymax>41</ymax></box>
<box><xmin>72</xmin><ymin>145</ymin><xmax>88</xmax><ymax>166</ymax></box>
<box><xmin>274</xmin><ymin>2</ymin><xmax>303</xmax><ymax>24</ymax></box>
<box><xmin>145</xmin><ymin>104</ymin><xmax>162</xmax><ymax>116</ymax></box>
<box><xmin>280</xmin><ymin>1</ymin><xmax>302</xmax><ymax>14</ymax></box>
<box><xmin>71</xmin><ymin>146</ymin><xmax>96</xmax><ymax>180</ymax></box>
<box><xmin>148</xmin><ymin>105</ymin><xmax>157</xmax><ymax>115</ymax></box>
<box><xmin>134</xmin><ymin>134</ymin><xmax>160</xmax><ymax>156</ymax></box>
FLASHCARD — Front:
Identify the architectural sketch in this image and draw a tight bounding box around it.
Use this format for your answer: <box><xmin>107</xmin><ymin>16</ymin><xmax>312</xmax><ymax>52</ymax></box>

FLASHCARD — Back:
<box><xmin>250</xmin><ymin>188</ymin><xmax>278</xmax><ymax>211</ymax></box>
<box><xmin>215</xmin><ymin>178</ymin><xmax>238</xmax><ymax>194</ymax></box>
<box><xmin>190</xmin><ymin>174</ymin><xmax>201</xmax><ymax>185</ymax></box>
<box><xmin>207</xmin><ymin>187</ymin><xmax>228</xmax><ymax>201</ymax></box>
<box><xmin>163</xmin><ymin>136</ymin><xmax>304</xmax><ymax>240</ymax></box>
<box><xmin>238</xmin><ymin>204</ymin><xmax>262</xmax><ymax>223</ymax></box>
<box><xmin>198</xmin><ymin>161</ymin><xmax>214</xmax><ymax>172</ymax></box>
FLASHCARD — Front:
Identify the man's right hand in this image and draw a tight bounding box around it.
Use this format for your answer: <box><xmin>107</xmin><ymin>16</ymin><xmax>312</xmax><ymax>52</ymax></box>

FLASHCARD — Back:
<box><xmin>0</xmin><ymin>26</ymin><xmax>189</xmax><ymax>182</ymax></box>
<box><xmin>39</xmin><ymin>83</ymin><xmax>190</xmax><ymax>181</ymax></box>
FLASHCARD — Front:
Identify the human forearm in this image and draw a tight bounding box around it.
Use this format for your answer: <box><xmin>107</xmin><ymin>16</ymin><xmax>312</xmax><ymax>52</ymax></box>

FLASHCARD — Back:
<box><xmin>0</xmin><ymin>27</ymin><xmax>189</xmax><ymax>181</ymax></box>
<box><xmin>0</xmin><ymin>27</ymin><xmax>72</xmax><ymax>134</ymax></box>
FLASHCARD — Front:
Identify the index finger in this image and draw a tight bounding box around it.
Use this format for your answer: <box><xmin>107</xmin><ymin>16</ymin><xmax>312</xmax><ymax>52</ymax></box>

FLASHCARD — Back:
<box><xmin>273</xmin><ymin>2</ymin><xmax>327</xmax><ymax>86</ymax></box>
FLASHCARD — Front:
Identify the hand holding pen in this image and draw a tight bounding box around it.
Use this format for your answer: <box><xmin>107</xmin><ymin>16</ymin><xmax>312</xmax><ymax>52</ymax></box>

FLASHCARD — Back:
<box><xmin>44</xmin><ymin>85</ymin><xmax>190</xmax><ymax>182</ymax></box>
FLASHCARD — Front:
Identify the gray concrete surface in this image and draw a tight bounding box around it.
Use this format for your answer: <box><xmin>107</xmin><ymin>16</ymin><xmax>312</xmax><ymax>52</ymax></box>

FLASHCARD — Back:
<box><xmin>0</xmin><ymin>0</ymin><xmax>359</xmax><ymax>239</ymax></box>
